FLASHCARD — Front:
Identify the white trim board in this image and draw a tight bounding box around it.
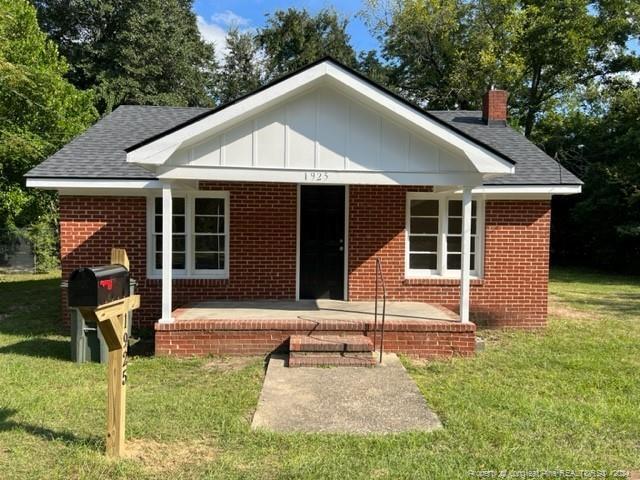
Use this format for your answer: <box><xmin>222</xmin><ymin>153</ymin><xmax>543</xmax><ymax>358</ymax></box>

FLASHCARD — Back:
<box><xmin>26</xmin><ymin>176</ymin><xmax>581</xmax><ymax>197</ymax></box>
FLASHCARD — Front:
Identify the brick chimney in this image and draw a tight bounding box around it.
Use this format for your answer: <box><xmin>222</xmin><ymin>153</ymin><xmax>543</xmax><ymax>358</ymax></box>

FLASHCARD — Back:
<box><xmin>482</xmin><ymin>89</ymin><xmax>508</xmax><ymax>126</ymax></box>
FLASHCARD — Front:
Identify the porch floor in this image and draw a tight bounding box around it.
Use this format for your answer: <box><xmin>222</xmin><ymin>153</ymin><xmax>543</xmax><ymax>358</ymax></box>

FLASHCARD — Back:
<box><xmin>173</xmin><ymin>299</ymin><xmax>459</xmax><ymax>324</ymax></box>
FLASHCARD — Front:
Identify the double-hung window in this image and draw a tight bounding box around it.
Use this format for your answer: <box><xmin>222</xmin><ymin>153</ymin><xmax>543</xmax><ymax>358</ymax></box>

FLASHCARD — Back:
<box><xmin>148</xmin><ymin>191</ymin><xmax>229</xmax><ymax>279</ymax></box>
<box><xmin>406</xmin><ymin>193</ymin><xmax>484</xmax><ymax>278</ymax></box>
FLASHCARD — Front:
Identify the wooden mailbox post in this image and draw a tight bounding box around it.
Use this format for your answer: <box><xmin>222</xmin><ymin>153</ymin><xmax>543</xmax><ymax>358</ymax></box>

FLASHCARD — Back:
<box><xmin>74</xmin><ymin>248</ymin><xmax>140</xmax><ymax>458</ymax></box>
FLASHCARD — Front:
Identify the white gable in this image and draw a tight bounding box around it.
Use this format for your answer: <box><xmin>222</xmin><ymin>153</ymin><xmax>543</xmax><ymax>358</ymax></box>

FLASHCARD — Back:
<box><xmin>127</xmin><ymin>60</ymin><xmax>515</xmax><ymax>186</ymax></box>
<box><xmin>166</xmin><ymin>87</ymin><xmax>472</xmax><ymax>174</ymax></box>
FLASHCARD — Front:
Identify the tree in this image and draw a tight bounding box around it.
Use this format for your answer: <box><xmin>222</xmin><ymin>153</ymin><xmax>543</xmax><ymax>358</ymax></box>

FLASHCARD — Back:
<box><xmin>367</xmin><ymin>0</ymin><xmax>639</xmax><ymax>135</ymax></box>
<box><xmin>256</xmin><ymin>8</ymin><xmax>357</xmax><ymax>81</ymax></box>
<box><xmin>32</xmin><ymin>0</ymin><xmax>217</xmax><ymax>113</ymax></box>
<box><xmin>215</xmin><ymin>28</ymin><xmax>262</xmax><ymax>104</ymax></box>
<box><xmin>0</xmin><ymin>0</ymin><xmax>97</xmax><ymax>267</ymax></box>
<box><xmin>536</xmin><ymin>80</ymin><xmax>640</xmax><ymax>271</ymax></box>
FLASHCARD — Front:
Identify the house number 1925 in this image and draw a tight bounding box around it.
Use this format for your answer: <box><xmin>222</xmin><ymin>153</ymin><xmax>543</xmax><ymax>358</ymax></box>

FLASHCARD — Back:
<box><xmin>304</xmin><ymin>171</ymin><xmax>329</xmax><ymax>182</ymax></box>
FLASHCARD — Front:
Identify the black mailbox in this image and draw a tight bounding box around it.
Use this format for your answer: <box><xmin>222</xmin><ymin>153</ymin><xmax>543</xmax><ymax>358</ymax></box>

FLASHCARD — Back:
<box><xmin>68</xmin><ymin>264</ymin><xmax>130</xmax><ymax>308</ymax></box>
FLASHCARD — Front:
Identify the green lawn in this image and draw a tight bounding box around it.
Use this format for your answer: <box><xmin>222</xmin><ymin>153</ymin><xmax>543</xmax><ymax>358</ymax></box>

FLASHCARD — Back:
<box><xmin>0</xmin><ymin>269</ymin><xmax>638</xmax><ymax>479</ymax></box>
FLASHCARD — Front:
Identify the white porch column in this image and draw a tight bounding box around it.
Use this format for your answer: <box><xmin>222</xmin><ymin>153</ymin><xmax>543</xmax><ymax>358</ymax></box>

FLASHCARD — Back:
<box><xmin>460</xmin><ymin>186</ymin><xmax>473</xmax><ymax>323</ymax></box>
<box><xmin>160</xmin><ymin>183</ymin><xmax>173</xmax><ymax>323</ymax></box>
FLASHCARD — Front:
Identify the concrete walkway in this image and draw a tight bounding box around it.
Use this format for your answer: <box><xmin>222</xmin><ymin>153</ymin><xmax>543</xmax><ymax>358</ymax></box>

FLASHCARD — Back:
<box><xmin>251</xmin><ymin>353</ymin><xmax>442</xmax><ymax>434</ymax></box>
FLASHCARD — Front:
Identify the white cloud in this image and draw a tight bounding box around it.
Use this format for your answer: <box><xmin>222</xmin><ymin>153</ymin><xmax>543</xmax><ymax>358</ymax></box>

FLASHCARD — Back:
<box><xmin>196</xmin><ymin>11</ymin><xmax>252</xmax><ymax>62</ymax></box>
<box><xmin>211</xmin><ymin>10</ymin><xmax>251</xmax><ymax>27</ymax></box>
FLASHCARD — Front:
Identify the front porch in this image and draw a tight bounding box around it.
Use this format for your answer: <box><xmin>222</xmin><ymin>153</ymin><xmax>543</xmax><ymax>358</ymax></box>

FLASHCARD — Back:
<box><xmin>155</xmin><ymin>299</ymin><xmax>476</xmax><ymax>359</ymax></box>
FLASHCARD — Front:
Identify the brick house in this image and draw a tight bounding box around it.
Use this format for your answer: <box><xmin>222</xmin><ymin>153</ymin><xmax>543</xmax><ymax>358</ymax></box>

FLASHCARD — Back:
<box><xmin>26</xmin><ymin>58</ymin><xmax>581</xmax><ymax>360</ymax></box>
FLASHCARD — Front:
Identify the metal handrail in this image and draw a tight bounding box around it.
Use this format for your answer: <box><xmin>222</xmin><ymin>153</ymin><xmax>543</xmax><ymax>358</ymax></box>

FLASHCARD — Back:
<box><xmin>372</xmin><ymin>257</ymin><xmax>387</xmax><ymax>364</ymax></box>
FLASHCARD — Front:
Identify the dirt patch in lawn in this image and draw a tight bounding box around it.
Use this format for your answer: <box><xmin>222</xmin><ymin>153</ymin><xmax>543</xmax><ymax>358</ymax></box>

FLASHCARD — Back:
<box><xmin>202</xmin><ymin>356</ymin><xmax>260</xmax><ymax>373</ymax></box>
<box><xmin>548</xmin><ymin>296</ymin><xmax>594</xmax><ymax>320</ymax></box>
<box><xmin>124</xmin><ymin>438</ymin><xmax>217</xmax><ymax>473</ymax></box>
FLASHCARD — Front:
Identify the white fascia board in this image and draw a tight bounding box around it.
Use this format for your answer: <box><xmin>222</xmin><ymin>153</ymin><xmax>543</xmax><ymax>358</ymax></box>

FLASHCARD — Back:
<box><xmin>26</xmin><ymin>178</ymin><xmax>164</xmax><ymax>190</ymax></box>
<box><xmin>126</xmin><ymin>60</ymin><xmax>515</xmax><ymax>176</ymax></box>
<box><xmin>156</xmin><ymin>166</ymin><xmax>484</xmax><ymax>186</ymax></box>
<box><xmin>454</xmin><ymin>184</ymin><xmax>583</xmax><ymax>199</ymax></box>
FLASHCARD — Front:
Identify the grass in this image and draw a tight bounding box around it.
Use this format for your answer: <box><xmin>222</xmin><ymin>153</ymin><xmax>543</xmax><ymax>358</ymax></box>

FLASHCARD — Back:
<box><xmin>0</xmin><ymin>268</ymin><xmax>638</xmax><ymax>479</ymax></box>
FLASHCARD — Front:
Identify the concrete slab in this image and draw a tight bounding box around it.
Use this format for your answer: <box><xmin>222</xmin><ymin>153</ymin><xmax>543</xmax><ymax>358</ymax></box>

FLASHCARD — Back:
<box><xmin>251</xmin><ymin>353</ymin><xmax>442</xmax><ymax>434</ymax></box>
<box><xmin>175</xmin><ymin>299</ymin><xmax>458</xmax><ymax>323</ymax></box>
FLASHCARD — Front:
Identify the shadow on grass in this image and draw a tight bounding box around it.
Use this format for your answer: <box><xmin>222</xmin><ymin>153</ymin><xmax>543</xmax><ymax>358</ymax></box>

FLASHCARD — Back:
<box><xmin>0</xmin><ymin>338</ymin><xmax>70</xmax><ymax>360</ymax></box>
<box><xmin>0</xmin><ymin>408</ymin><xmax>102</xmax><ymax>450</ymax></box>
<box><xmin>0</xmin><ymin>276</ymin><xmax>62</xmax><ymax>337</ymax></box>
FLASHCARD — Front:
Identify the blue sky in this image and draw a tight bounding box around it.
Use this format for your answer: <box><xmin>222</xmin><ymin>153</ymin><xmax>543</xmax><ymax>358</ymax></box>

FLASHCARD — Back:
<box><xmin>193</xmin><ymin>0</ymin><xmax>639</xmax><ymax>72</ymax></box>
<box><xmin>193</xmin><ymin>0</ymin><xmax>379</xmax><ymax>58</ymax></box>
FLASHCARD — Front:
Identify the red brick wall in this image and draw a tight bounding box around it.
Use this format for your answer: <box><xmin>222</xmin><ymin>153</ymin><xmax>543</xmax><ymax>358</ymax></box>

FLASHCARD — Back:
<box><xmin>348</xmin><ymin>186</ymin><xmax>550</xmax><ymax>328</ymax></box>
<box><xmin>155</xmin><ymin>320</ymin><xmax>476</xmax><ymax>359</ymax></box>
<box><xmin>60</xmin><ymin>183</ymin><xmax>550</xmax><ymax>330</ymax></box>
<box><xmin>59</xmin><ymin>182</ymin><xmax>297</xmax><ymax>327</ymax></box>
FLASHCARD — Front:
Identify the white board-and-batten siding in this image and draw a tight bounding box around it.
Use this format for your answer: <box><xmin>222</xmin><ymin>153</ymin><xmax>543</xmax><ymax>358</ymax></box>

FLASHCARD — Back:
<box><xmin>167</xmin><ymin>87</ymin><xmax>473</xmax><ymax>174</ymax></box>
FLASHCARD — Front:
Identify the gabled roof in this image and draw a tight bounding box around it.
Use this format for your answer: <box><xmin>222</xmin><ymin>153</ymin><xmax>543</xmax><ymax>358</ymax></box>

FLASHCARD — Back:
<box><xmin>26</xmin><ymin>57</ymin><xmax>581</xmax><ymax>186</ymax></box>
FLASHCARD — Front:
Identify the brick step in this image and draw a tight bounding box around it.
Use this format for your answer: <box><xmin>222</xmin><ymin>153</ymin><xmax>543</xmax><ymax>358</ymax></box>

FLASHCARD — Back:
<box><xmin>288</xmin><ymin>351</ymin><xmax>377</xmax><ymax>368</ymax></box>
<box><xmin>289</xmin><ymin>334</ymin><xmax>373</xmax><ymax>353</ymax></box>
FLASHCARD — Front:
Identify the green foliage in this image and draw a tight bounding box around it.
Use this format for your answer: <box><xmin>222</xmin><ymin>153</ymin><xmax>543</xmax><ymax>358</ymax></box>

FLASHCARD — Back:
<box><xmin>536</xmin><ymin>80</ymin><xmax>640</xmax><ymax>272</ymax></box>
<box><xmin>257</xmin><ymin>8</ymin><xmax>358</xmax><ymax>81</ymax></box>
<box><xmin>367</xmin><ymin>0</ymin><xmax>639</xmax><ymax>135</ymax></box>
<box><xmin>215</xmin><ymin>28</ymin><xmax>262</xmax><ymax>105</ymax></box>
<box><xmin>0</xmin><ymin>0</ymin><xmax>96</xmax><ymax>272</ymax></box>
<box><xmin>23</xmin><ymin>216</ymin><xmax>59</xmax><ymax>272</ymax></box>
<box><xmin>33</xmin><ymin>0</ymin><xmax>217</xmax><ymax>113</ymax></box>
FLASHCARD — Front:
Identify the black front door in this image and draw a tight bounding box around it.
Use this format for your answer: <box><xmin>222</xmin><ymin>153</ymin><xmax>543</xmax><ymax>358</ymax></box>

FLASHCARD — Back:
<box><xmin>299</xmin><ymin>185</ymin><xmax>345</xmax><ymax>300</ymax></box>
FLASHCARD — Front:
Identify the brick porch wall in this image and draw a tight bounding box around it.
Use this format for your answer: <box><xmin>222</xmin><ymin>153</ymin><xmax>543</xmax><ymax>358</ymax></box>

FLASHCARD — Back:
<box><xmin>348</xmin><ymin>186</ymin><xmax>550</xmax><ymax>328</ymax></box>
<box><xmin>154</xmin><ymin>320</ymin><xmax>476</xmax><ymax>359</ymax></box>
<box><xmin>59</xmin><ymin>183</ymin><xmax>550</xmax><ymax>330</ymax></box>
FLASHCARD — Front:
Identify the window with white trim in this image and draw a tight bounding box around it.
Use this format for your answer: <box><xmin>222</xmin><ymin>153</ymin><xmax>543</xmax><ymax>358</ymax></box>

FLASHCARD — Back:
<box><xmin>148</xmin><ymin>191</ymin><xmax>229</xmax><ymax>278</ymax></box>
<box><xmin>406</xmin><ymin>193</ymin><xmax>484</xmax><ymax>278</ymax></box>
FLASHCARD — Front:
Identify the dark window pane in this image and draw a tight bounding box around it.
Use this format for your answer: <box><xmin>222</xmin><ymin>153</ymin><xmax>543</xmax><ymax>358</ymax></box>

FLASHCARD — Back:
<box><xmin>448</xmin><ymin>200</ymin><xmax>462</xmax><ymax>217</ymax></box>
<box><xmin>173</xmin><ymin>235</ymin><xmax>185</xmax><ymax>252</ymax></box>
<box><xmin>172</xmin><ymin>216</ymin><xmax>185</xmax><ymax>233</ymax></box>
<box><xmin>410</xmin><ymin>199</ymin><xmax>438</xmax><ymax>216</ymax></box>
<box><xmin>449</xmin><ymin>254</ymin><xmax>476</xmax><ymax>270</ymax></box>
<box><xmin>449</xmin><ymin>200</ymin><xmax>477</xmax><ymax>217</ymax></box>
<box><xmin>172</xmin><ymin>253</ymin><xmax>185</xmax><ymax>270</ymax></box>
<box><xmin>173</xmin><ymin>197</ymin><xmax>185</xmax><ymax>214</ymax></box>
<box><xmin>410</xmin><ymin>253</ymin><xmax>437</xmax><ymax>270</ymax></box>
<box><xmin>155</xmin><ymin>215</ymin><xmax>162</xmax><ymax>233</ymax></box>
<box><xmin>447</xmin><ymin>253</ymin><xmax>461</xmax><ymax>270</ymax></box>
<box><xmin>195</xmin><ymin>198</ymin><xmax>224</xmax><ymax>215</ymax></box>
<box><xmin>155</xmin><ymin>234</ymin><xmax>185</xmax><ymax>251</ymax></box>
<box><xmin>155</xmin><ymin>197</ymin><xmax>184</xmax><ymax>214</ymax></box>
<box><xmin>195</xmin><ymin>216</ymin><xmax>223</xmax><ymax>233</ymax></box>
<box><xmin>471</xmin><ymin>218</ymin><xmax>477</xmax><ymax>235</ymax></box>
<box><xmin>448</xmin><ymin>217</ymin><xmax>462</xmax><ymax>234</ymax></box>
<box><xmin>447</xmin><ymin>236</ymin><xmax>461</xmax><ymax>253</ymax></box>
<box><xmin>156</xmin><ymin>252</ymin><xmax>185</xmax><ymax>270</ymax></box>
<box><xmin>447</xmin><ymin>236</ymin><xmax>476</xmax><ymax>255</ymax></box>
<box><xmin>195</xmin><ymin>252</ymin><xmax>223</xmax><ymax>270</ymax></box>
<box><xmin>409</xmin><ymin>235</ymin><xmax>437</xmax><ymax>252</ymax></box>
<box><xmin>411</xmin><ymin>217</ymin><xmax>438</xmax><ymax>234</ymax></box>
<box><xmin>195</xmin><ymin>235</ymin><xmax>223</xmax><ymax>252</ymax></box>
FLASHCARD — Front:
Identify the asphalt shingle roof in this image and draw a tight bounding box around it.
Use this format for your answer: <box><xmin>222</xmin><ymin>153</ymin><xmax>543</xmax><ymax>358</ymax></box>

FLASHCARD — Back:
<box><xmin>26</xmin><ymin>105</ymin><xmax>211</xmax><ymax>179</ymax></box>
<box><xmin>26</xmin><ymin>106</ymin><xmax>581</xmax><ymax>186</ymax></box>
